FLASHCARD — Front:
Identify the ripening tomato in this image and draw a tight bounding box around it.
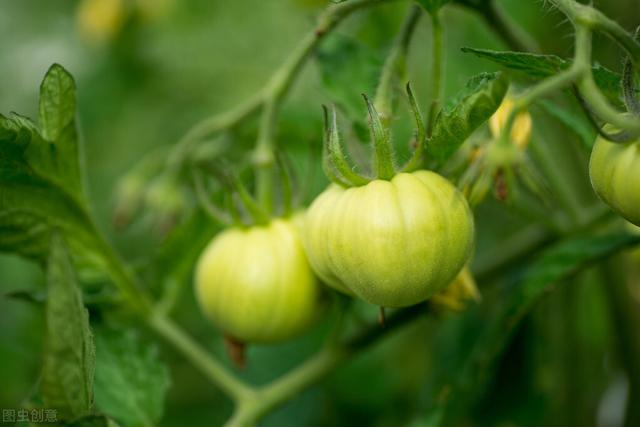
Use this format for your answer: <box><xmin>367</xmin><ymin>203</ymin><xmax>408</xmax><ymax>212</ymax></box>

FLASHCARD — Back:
<box><xmin>589</xmin><ymin>127</ymin><xmax>640</xmax><ymax>226</ymax></box>
<box><xmin>303</xmin><ymin>170</ymin><xmax>474</xmax><ymax>308</ymax></box>
<box><xmin>195</xmin><ymin>216</ymin><xmax>322</xmax><ymax>343</ymax></box>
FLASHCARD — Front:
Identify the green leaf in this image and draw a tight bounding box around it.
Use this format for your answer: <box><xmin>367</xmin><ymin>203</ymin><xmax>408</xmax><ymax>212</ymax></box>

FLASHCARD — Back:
<box><xmin>426</xmin><ymin>71</ymin><xmax>508</xmax><ymax>167</ymax></box>
<box><xmin>94</xmin><ymin>329</ymin><xmax>170</xmax><ymax>427</ymax></box>
<box><xmin>415</xmin><ymin>0</ymin><xmax>450</xmax><ymax>13</ymax></box>
<box><xmin>38</xmin><ymin>63</ymin><xmax>83</xmax><ymax>195</ymax></box>
<box><xmin>41</xmin><ymin>233</ymin><xmax>95</xmax><ymax>421</ymax></box>
<box><xmin>461</xmin><ymin>47</ymin><xmax>624</xmax><ymax>106</ymax></box>
<box><xmin>438</xmin><ymin>232</ymin><xmax>640</xmax><ymax>423</ymax></box>
<box><xmin>0</xmin><ymin>66</ymin><xmax>102</xmax><ymax>266</ymax></box>
<box><xmin>316</xmin><ymin>34</ymin><xmax>384</xmax><ymax>140</ymax></box>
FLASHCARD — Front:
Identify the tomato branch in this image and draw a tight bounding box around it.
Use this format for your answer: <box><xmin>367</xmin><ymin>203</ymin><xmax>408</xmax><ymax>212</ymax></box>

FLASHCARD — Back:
<box><xmin>455</xmin><ymin>0</ymin><xmax>540</xmax><ymax>53</ymax></box>
<box><xmin>226</xmin><ymin>305</ymin><xmax>427</xmax><ymax>427</ymax></box>
<box><xmin>373</xmin><ymin>4</ymin><xmax>423</xmax><ymax>121</ymax></box>
<box><xmin>427</xmin><ymin>7</ymin><xmax>443</xmax><ymax>129</ymax></box>
<box><xmin>252</xmin><ymin>0</ymin><xmax>401</xmax><ymax>212</ymax></box>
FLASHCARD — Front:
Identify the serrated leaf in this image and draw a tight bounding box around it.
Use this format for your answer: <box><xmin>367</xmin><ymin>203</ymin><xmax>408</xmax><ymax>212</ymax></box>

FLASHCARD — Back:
<box><xmin>461</xmin><ymin>47</ymin><xmax>624</xmax><ymax>106</ymax></box>
<box><xmin>42</xmin><ymin>233</ymin><xmax>95</xmax><ymax>421</ymax></box>
<box><xmin>438</xmin><ymin>232</ymin><xmax>640</xmax><ymax>423</ymax></box>
<box><xmin>0</xmin><ymin>66</ymin><xmax>103</xmax><ymax>266</ymax></box>
<box><xmin>427</xmin><ymin>71</ymin><xmax>508</xmax><ymax>166</ymax></box>
<box><xmin>38</xmin><ymin>63</ymin><xmax>83</xmax><ymax>195</ymax></box>
<box><xmin>316</xmin><ymin>34</ymin><xmax>384</xmax><ymax>141</ymax></box>
<box><xmin>94</xmin><ymin>329</ymin><xmax>170</xmax><ymax>427</ymax></box>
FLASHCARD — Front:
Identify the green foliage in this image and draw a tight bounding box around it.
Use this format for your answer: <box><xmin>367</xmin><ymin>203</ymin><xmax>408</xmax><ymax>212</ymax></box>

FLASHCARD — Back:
<box><xmin>42</xmin><ymin>234</ymin><xmax>95</xmax><ymax>421</ymax></box>
<box><xmin>438</xmin><ymin>232</ymin><xmax>640</xmax><ymax>424</ymax></box>
<box><xmin>0</xmin><ymin>64</ymin><xmax>102</xmax><ymax>267</ymax></box>
<box><xmin>94</xmin><ymin>329</ymin><xmax>170</xmax><ymax>427</ymax></box>
<box><xmin>2</xmin><ymin>1</ymin><xmax>640</xmax><ymax>427</ymax></box>
<box><xmin>38</xmin><ymin>63</ymin><xmax>83</xmax><ymax>195</ymax></box>
<box><xmin>427</xmin><ymin>71</ymin><xmax>508</xmax><ymax>167</ymax></box>
<box><xmin>461</xmin><ymin>48</ymin><xmax>625</xmax><ymax>106</ymax></box>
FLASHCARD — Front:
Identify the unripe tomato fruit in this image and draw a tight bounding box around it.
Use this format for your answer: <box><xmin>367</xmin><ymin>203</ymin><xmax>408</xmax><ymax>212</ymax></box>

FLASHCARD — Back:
<box><xmin>304</xmin><ymin>171</ymin><xmax>474</xmax><ymax>307</ymax></box>
<box><xmin>195</xmin><ymin>217</ymin><xmax>321</xmax><ymax>343</ymax></box>
<box><xmin>589</xmin><ymin>128</ymin><xmax>640</xmax><ymax>226</ymax></box>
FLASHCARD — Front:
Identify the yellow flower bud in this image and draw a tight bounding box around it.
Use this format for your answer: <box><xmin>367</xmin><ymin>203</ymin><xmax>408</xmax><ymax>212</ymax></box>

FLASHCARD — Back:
<box><xmin>489</xmin><ymin>97</ymin><xmax>533</xmax><ymax>150</ymax></box>
<box><xmin>431</xmin><ymin>266</ymin><xmax>480</xmax><ymax>311</ymax></box>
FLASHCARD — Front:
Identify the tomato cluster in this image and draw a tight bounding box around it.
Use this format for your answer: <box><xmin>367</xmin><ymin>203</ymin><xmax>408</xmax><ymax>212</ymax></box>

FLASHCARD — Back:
<box><xmin>193</xmin><ymin>93</ymin><xmax>479</xmax><ymax>350</ymax></box>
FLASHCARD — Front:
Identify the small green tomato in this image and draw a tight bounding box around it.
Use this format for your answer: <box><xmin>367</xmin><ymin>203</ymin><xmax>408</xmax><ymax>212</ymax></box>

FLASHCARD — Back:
<box><xmin>195</xmin><ymin>217</ymin><xmax>321</xmax><ymax>343</ymax></box>
<box><xmin>589</xmin><ymin>127</ymin><xmax>640</xmax><ymax>226</ymax></box>
<box><xmin>304</xmin><ymin>170</ymin><xmax>474</xmax><ymax>308</ymax></box>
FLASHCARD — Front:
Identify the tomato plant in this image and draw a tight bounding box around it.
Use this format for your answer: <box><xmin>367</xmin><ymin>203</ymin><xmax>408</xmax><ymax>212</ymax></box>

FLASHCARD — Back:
<box><xmin>1</xmin><ymin>1</ymin><xmax>640</xmax><ymax>426</ymax></box>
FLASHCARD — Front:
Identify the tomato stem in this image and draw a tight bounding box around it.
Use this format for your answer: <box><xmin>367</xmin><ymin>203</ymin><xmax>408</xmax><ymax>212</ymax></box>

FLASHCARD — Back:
<box><xmin>224</xmin><ymin>335</ymin><xmax>247</xmax><ymax>370</ymax></box>
<box><xmin>378</xmin><ymin>306</ymin><xmax>387</xmax><ymax>327</ymax></box>
<box><xmin>428</xmin><ymin>8</ymin><xmax>443</xmax><ymax>117</ymax></box>
<box><xmin>373</xmin><ymin>4</ymin><xmax>422</xmax><ymax>123</ymax></box>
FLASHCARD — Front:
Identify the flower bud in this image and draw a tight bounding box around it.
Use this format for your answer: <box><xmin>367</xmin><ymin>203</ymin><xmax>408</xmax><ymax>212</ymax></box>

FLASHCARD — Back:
<box><xmin>489</xmin><ymin>96</ymin><xmax>533</xmax><ymax>150</ymax></box>
<box><xmin>431</xmin><ymin>266</ymin><xmax>480</xmax><ymax>311</ymax></box>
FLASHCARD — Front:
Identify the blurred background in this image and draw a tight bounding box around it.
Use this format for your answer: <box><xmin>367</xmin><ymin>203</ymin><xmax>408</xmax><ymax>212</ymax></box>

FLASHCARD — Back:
<box><xmin>1</xmin><ymin>0</ymin><xmax>640</xmax><ymax>426</ymax></box>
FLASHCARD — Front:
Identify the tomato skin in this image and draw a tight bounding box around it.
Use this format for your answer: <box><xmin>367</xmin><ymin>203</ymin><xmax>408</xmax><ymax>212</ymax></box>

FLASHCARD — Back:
<box><xmin>589</xmin><ymin>130</ymin><xmax>640</xmax><ymax>226</ymax></box>
<box><xmin>195</xmin><ymin>217</ymin><xmax>321</xmax><ymax>343</ymax></box>
<box><xmin>304</xmin><ymin>171</ymin><xmax>474</xmax><ymax>307</ymax></box>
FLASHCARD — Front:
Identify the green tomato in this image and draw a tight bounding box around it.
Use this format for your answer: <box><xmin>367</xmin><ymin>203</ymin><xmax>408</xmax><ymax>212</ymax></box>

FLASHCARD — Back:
<box><xmin>589</xmin><ymin>129</ymin><xmax>640</xmax><ymax>226</ymax></box>
<box><xmin>195</xmin><ymin>216</ymin><xmax>321</xmax><ymax>343</ymax></box>
<box><xmin>303</xmin><ymin>171</ymin><xmax>474</xmax><ymax>307</ymax></box>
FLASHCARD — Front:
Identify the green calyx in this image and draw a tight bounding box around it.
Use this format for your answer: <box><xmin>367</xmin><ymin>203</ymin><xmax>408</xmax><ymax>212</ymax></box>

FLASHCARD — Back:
<box><xmin>192</xmin><ymin>157</ymin><xmax>296</xmax><ymax>227</ymax></box>
<box><xmin>322</xmin><ymin>83</ymin><xmax>428</xmax><ymax>187</ymax></box>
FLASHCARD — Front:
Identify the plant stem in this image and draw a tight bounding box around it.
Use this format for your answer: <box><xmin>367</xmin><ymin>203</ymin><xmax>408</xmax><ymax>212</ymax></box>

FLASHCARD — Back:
<box><xmin>550</xmin><ymin>0</ymin><xmax>640</xmax><ymax>65</ymax></box>
<box><xmin>168</xmin><ymin>94</ymin><xmax>264</xmax><ymax>172</ymax></box>
<box><xmin>253</xmin><ymin>0</ymin><xmax>399</xmax><ymax>210</ymax></box>
<box><xmin>425</xmin><ymin>7</ymin><xmax>444</xmax><ymax>132</ymax></box>
<box><xmin>373</xmin><ymin>4</ymin><xmax>422</xmax><ymax>121</ymax></box>
<box><xmin>547</xmin><ymin>1</ymin><xmax>640</xmax><ymax>136</ymax></box>
<box><xmin>228</xmin><ymin>305</ymin><xmax>426</xmax><ymax>426</ymax></box>
<box><xmin>148</xmin><ymin>312</ymin><xmax>255</xmax><ymax>403</ymax></box>
<box><xmin>570</xmin><ymin>24</ymin><xmax>640</xmax><ymax>136</ymax></box>
<box><xmin>479</xmin><ymin>0</ymin><xmax>540</xmax><ymax>53</ymax></box>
